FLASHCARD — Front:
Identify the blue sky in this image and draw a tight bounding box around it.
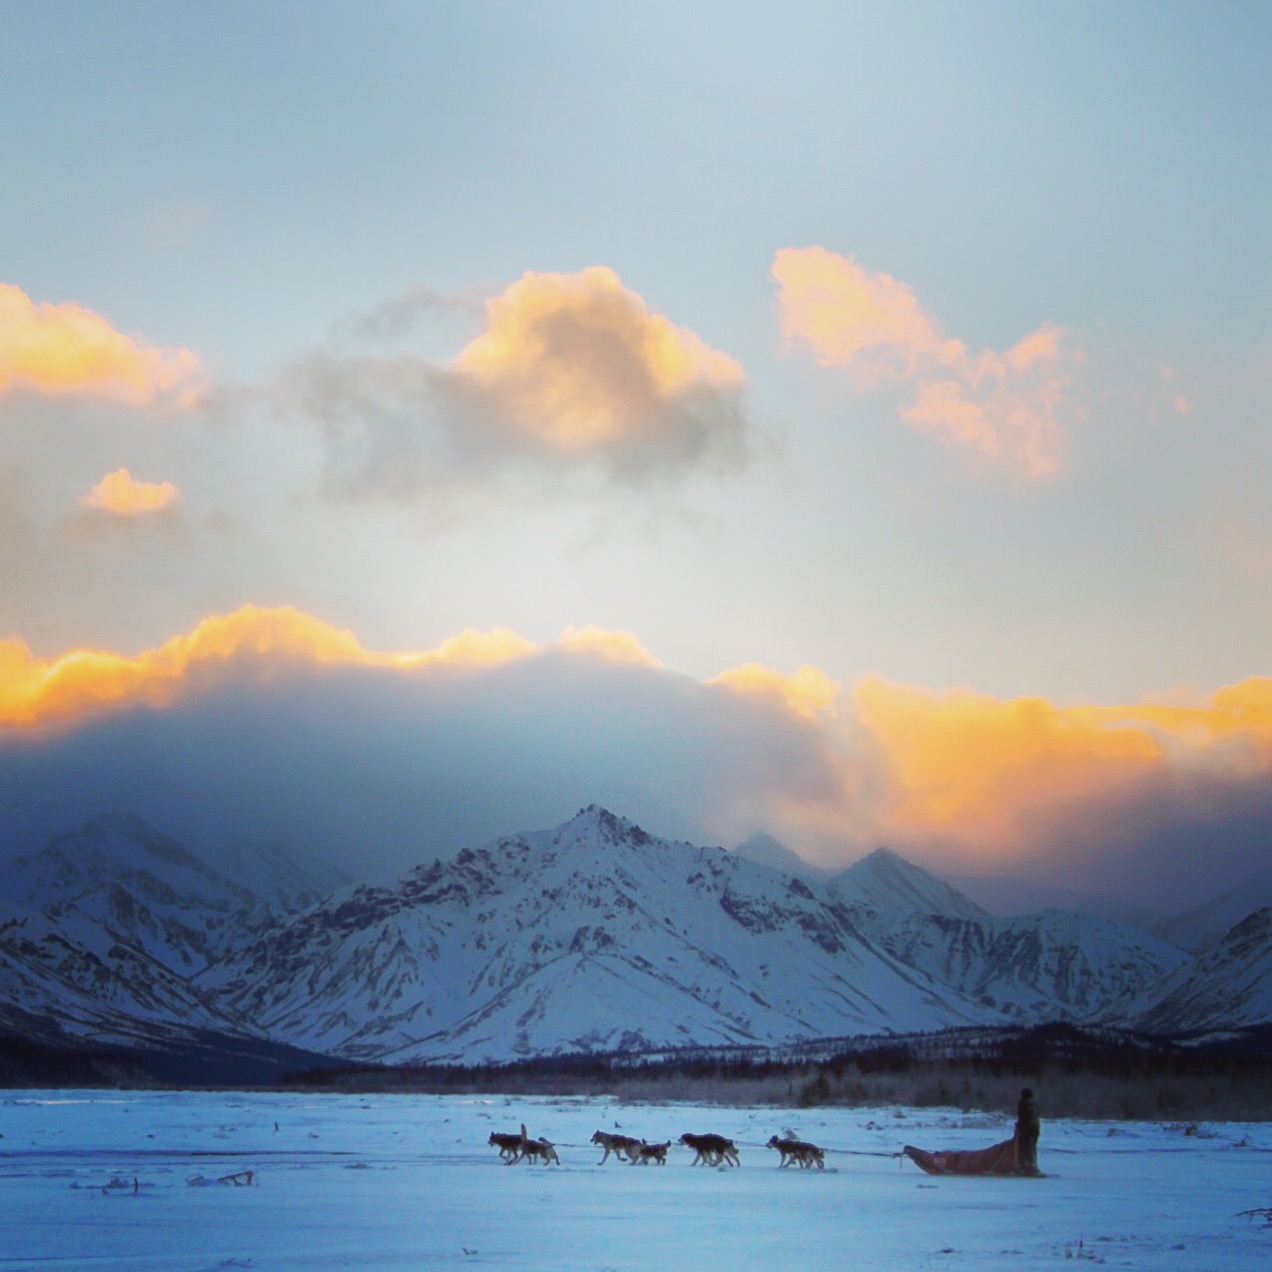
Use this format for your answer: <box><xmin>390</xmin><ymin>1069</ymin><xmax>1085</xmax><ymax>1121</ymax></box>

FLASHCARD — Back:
<box><xmin>1</xmin><ymin>3</ymin><xmax>1269</xmax><ymax>906</ymax></box>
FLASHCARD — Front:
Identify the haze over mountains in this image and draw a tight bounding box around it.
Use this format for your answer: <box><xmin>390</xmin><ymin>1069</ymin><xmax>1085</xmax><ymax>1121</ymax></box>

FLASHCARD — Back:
<box><xmin>2</xmin><ymin>807</ymin><xmax>1271</xmax><ymax>1073</ymax></box>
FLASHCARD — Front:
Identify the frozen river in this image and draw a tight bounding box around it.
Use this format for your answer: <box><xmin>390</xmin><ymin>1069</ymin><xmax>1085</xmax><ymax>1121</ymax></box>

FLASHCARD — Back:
<box><xmin>2</xmin><ymin>1090</ymin><xmax>1271</xmax><ymax>1269</ymax></box>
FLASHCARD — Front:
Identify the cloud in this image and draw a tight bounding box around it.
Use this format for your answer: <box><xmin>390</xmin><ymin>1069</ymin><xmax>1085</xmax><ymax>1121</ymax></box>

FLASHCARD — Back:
<box><xmin>81</xmin><ymin>468</ymin><xmax>180</xmax><ymax>517</ymax></box>
<box><xmin>0</xmin><ymin>607</ymin><xmax>853</xmax><ymax>884</ymax></box>
<box><xmin>0</xmin><ymin>283</ymin><xmax>202</xmax><ymax>406</ymax></box>
<box><xmin>710</xmin><ymin>662</ymin><xmax>839</xmax><ymax>721</ymax></box>
<box><xmin>281</xmin><ymin>266</ymin><xmax>755</xmax><ymax>497</ymax></box>
<box><xmin>772</xmin><ymin>247</ymin><xmax>1076</xmax><ymax>480</ymax></box>
<box><xmin>452</xmin><ymin>266</ymin><xmax>746</xmax><ymax>457</ymax></box>
<box><xmin>557</xmin><ymin>626</ymin><xmax>662</xmax><ymax>667</ymax></box>
<box><xmin>4</xmin><ymin>607</ymin><xmax>1272</xmax><ymax>910</ymax></box>
<box><xmin>851</xmin><ymin>676</ymin><xmax>1272</xmax><ymax>904</ymax></box>
<box><xmin>0</xmin><ymin>606</ymin><xmax>658</xmax><ymax>734</ymax></box>
<box><xmin>337</xmin><ymin>284</ymin><xmax>486</xmax><ymax>342</ymax></box>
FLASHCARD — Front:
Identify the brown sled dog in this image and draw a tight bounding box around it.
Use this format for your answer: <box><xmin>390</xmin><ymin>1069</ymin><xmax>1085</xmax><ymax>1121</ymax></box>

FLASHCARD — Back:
<box><xmin>591</xmin><ymin>1130</ymin><xmax>643</xmax><ymax>1163</ymax></box>
<box><xmin>766</xmin><ymin>1135</ymin><xmax>825</xmax><ymax>1169</ymax></box>
<box><xmin>679</xmin><ymin>1132</ymin><xmax>740</xmax><ymax>1167</ymax></box>
<box><xmin>488</xmin><ymin>1130</ymin><xmax>525</xmax><ymax>1163</ymax></box>
<box><xmin>522</xmin><ymin>1136</ymin><xmax>560</xmax><ymax>1165</ymax></box>
<box><xmin>632</xmin><ymin>1140</ymin><xmax>671</xmax><ymax>1165</ymax></box>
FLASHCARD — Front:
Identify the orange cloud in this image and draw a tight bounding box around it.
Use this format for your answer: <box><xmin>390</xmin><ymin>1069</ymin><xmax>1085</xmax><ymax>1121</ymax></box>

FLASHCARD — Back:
<box><xmin>772</xmin><ymin>247</ymin><xmax>1074</xmax><ymax>480</ymax></box>
<box><xmin>557</xmin><ymin>626</ymin><xmax>662</xmax><ymax>667</ymax></box>
<box><xmin>392</xmin><ymin>628</ymin><xmax>537</xmax><ymax>669</ymax></box>
<box><xmin>853</xmin><ymin>676</ymin><xmax>1272</xmax><ymax>856</ymax></box>
<box><xmin>282</xmin><ymin>267</ymin><xmax>753</xmax><ymax>496</ymax></box>
<box><xmin>772</xmin><ymin>246</ymin><xmax>951</xmax><ymax>382</ymax></box>
<box><xmin>9</xmin><ymin>605</ymin><xmax>1272</xmax><ymax>893</ymax></box>
<box><xmin>453</xmin><ymin>266</ymin><xmax>745</xmax><ymax>454</ymax></box>
<box><xmin>0</xmin><ymin>608</ymin><xmax>357</xmax><ymax>731</ymax></box>
<box><xmin>0</xmin><ymin>607</ymin><xmax>543</xmax><ymax>733</ymax></box>
<box><xmin>711</xmin><ymin>662</ymin><xmax>839</xmax><ymax>720</ymax></box>
<box><xmin>0</xmin><ymin>609</ymin><xmax>688</xmax><ymax>734</ymax></box>
<box><xmin>0</xmin><ymin>283</ymin><xmax>202</xmax><ymax>405</ymax></box>
<box><xmin>82</xmin><ymin>468</ymin><xmax>180</xmax><ymax>516</ymax></box>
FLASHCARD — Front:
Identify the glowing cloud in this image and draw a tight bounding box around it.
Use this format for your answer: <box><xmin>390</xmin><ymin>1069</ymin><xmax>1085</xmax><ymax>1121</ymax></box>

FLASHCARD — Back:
<box><xmin>557</xmin><ymin>626</ymin><xmax>662</xmax><ymax>667</ymax></box>
<box><xmin>81</xmin><ymin>468</ymin><xmax>180</xmax><ymax>517</ymax></box>
<box><xmin>283</xmin><ymin>267</ymin><xmax>754</xmax><ymax>497</ymax></box>
<box><xmin>7</xmin><ymin>607</ymin><xmax>1272</xmax><ymax>909</ymax></box>
<box><xmin>772</xmin><ymin>247</ymin><xmax>1075</xmax><ymax>479</ymax></box>
<box><xmin>0</xmin><ymin>609</ymin><xmax>664</xmax><ymax>733</ymax></box>
<box><xmin>0</xmin><ymin>608</ymin><xmax>535</xmax><ymax>732</ymax></box>
<box><xmin>0</xmin><ymin>283</ymin><xmax>202</xmax><ymax>405</ymax></box>
<box><xmin>711</xmin><ymin>662</ymin><xmax>840</xmax><ymax>720</ymax></box>
<box><xmin>455</xmin><ymin>265</ymin><xmax>745</xmax><ymax>455</ymax></box>
<box><xmin>393</xmin><ymin>628</ymin><xmax>538</xmax><ymax>669</ymax></box>
<box><xmin>771</xmin><ymin>247</ymin><xmax>950</xmax><ymax>381</ymax></box>
<box><xmin>0</xmin><ymin>607</ymin><xmax>364</xmax><ymax>731</ymax></box>
<box><xmin>853</xmin><ymin>676</ymin><xmax>1272</xmax><ymax>861</ymax></box>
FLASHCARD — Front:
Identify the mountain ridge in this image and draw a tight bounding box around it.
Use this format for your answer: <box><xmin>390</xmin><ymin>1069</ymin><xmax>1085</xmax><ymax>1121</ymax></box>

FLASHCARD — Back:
<box><xmin>2</xmin><ymin>805</ymin><xmax>1270</xmax><ymax>1066</ymax></box>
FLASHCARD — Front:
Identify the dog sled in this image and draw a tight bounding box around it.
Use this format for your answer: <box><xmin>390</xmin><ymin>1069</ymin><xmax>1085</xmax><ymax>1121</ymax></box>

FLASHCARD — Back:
<box><xmin>901</xmin><ymin>1137</ymin><xmax>1024</xmax><ymax>1176</ymax></box>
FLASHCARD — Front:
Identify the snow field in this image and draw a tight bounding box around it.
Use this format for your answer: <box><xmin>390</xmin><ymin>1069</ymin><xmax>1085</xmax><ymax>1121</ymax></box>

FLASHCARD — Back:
<box><xmin>1</xmin><ymin>1090</ymin><xmax>1271</xmax><ymax>1270</ymax></box>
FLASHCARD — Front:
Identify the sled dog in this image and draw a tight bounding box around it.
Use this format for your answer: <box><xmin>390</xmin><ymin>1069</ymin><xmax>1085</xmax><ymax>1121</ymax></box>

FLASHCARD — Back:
<box><xmin>591</xmin><ymin>1129</ymin><xmax>643</xmax><ymax>1163</ymax></box>
<box><xmin>679</xmin><ymin>1132</ymin><xmax>740</xmax><ymax>1167</ymax></box>
<box><xmin>522</xmin><ymin>1136</ymin><xmax>560</xmax><ymax>1165</ymax></box>
<box><xmin>488</xmin><ymin>1131</ymin><xmax>525</xmax><ymax>1163</ymax></box>
<box><xmin>766</xmin><ymin>1135</ymin><xmax>825</xmax><ymax>1169</ymax></box>
<box><xmin>633</xmin><ymin>1139</ymin><xmax>670</xmax><ymax>1165</ymax></box>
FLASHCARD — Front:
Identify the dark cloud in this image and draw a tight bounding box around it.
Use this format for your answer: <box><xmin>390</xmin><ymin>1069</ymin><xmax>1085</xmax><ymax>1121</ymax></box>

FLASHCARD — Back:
<box><xmin>1020</xmin><ymin>764</ymin><xmax>1272</xmax><ymax>915</ymax></box>
<box><xmin>0</xmin><ymin>651</ymin><xmax>848</xmax><ymax>883</ymax></box>
<box><xmin>5</xmin><ymin>606</ymin><xmax>1270</xmax><ymax>915</ymax></box>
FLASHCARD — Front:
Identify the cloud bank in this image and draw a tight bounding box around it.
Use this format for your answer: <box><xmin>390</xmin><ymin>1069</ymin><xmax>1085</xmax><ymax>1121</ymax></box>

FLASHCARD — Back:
<box><xmin>3</xmin><ymin>607</ymin><xmax>1271</xmax><ymax>911</ymax></box>
<box><xmin>772</xmin><ymin>247</ymin><xmax>1076</xmax><ymax>479</ymax></box>
<box><xmin>282</xmin><ymin>266</ymin><xmax>754</xmax><ymax>497</ymax></box>
<box><xmin>0</xmin><ymin>283</ymin><xmax>202</xmax><ymax>406</ymax></box>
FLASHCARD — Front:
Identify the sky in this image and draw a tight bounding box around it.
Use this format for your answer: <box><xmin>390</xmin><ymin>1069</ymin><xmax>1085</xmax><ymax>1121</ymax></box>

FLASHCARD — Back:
<box><xmin>1</xmin><ymin>2</ymin><xmax>1270</xmax><ymax>912</ymax></box>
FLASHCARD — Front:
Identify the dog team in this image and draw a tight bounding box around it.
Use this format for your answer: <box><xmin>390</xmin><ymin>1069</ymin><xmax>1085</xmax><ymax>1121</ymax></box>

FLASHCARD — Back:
<box><xmin>487</xmin><ymin>1124</ymin><xmax>825</xmax><ymax>1168</ymax></box>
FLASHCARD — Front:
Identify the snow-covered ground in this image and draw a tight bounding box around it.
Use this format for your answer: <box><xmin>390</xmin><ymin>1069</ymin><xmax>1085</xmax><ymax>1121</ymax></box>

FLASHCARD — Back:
<box><xmin>2</xmin><ymin>1090</ymin><xmax>1271</xmax><ymax>1270</ymax></box>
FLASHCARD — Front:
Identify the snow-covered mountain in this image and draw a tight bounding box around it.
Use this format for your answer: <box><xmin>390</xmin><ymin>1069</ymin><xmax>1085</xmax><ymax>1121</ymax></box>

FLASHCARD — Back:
<box><xmin>860</xmin><ymin>909</ymin><xmax>1190</xmax><ymax>1023</ymax></box>
<box><xmin>5</xmin><ymin>814</ymin><xmax>345</xmax><ymax>973</ymax></box>
<box><xmin>0</xmin><ymin>813</ymin><xmax>347</xmax><ymax>1052</ymax></box>
<box><xmin>734</xmin><ymin>832</ymin><xmax>832</xmax><ymax>880</ymax></box>
<box><xmin>4</xmin><ymin>805</ymin><xmax>1272</xmax><ymax>1070</ymax></box>
<box><xmin>824</xmin><ymin>849</ymin><xmax>1188</xmax><ymax>1023</ymax></box>
<box><xmin>1136</xmin><ymin>907</ymin><xmax>1272</xmax><ymax>1034</ymax></box>
<box><xmin>831</xmin><ymin>847</ymin><xmax>988</xmax><ymax>923</ymax></box>
<box><xmin>1148</xmin><ymin>869</ymin><xmax>1272</xmax><ymax>955</ymax></box>
<box><xmin>0</xmin><ymin>904</ymin><xmax>238</xmax><ymax>1044</ymax></box>
<box><xmin>197</xmin><ymin>807</ymin><xmax>995</xmax><ymax>1063</ymax></box>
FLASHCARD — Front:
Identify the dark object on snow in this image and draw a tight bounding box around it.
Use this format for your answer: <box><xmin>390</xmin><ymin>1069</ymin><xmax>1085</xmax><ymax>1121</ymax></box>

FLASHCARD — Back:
<box><xmin>903</xmin><ymin>1089</ymin><xmax>1044</xmax><ymax>1177</ymax></box>
<box><xmin>1015</xmin><ymin>1087</ymin><xmax>1041</xmax><ymax>1175</ymax></box>
<box><xmin>902</xmin><ymin>1138</ymin><xmax>1020</xmax><ymax>1176</ymax></box>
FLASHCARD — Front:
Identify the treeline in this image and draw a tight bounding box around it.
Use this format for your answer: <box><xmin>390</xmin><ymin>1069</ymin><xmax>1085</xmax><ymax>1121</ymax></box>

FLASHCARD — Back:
<box><xmin>0</xmin><ymin>1033</ymin><xmax>156</xmax><ymax>1089</ymax></box>
<box><xmin>282</xmin><ymin>1023</ymin><xmax>1272</xmax><ymax>1120</ymax></box>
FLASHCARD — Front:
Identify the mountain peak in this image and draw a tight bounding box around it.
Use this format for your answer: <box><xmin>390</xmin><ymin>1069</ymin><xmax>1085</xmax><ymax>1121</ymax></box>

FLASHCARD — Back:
<box><xmin>12</xmin><ymin>813</ymin><xmax>240</xmax><ymax>910</ymax></box>
<box><xmin>733</xmin><ymin>832</ymin><xmax>827</xmax><ymax>880</ymax></box>
<box><xmin>833</xmin><ymin>846</ymin><xmax>986</xmax><ymax>921</ymax></box>
<box><xmin>564</xmin><ymin>804</ymin><xmax>655</xmax><ymax>848</ymax></box>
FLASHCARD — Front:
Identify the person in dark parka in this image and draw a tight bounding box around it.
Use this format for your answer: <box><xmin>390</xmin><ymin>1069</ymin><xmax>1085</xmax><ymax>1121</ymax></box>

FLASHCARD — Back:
<box><xmin>1015</xmin><ymin>1087</ymin><xmax>1041</xmax><ymax>1175</ymax></box>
